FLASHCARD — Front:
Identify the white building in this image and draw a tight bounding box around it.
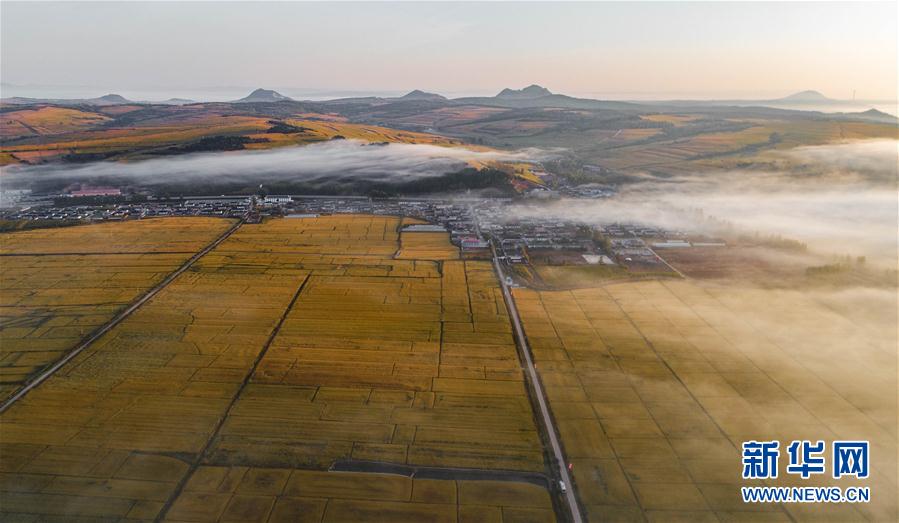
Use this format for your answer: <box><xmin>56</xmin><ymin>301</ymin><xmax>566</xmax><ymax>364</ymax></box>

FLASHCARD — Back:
<box><xmin>264</xmin><ymin>195</ymin><xmax>292</xmax><ymax>204</ymax></box>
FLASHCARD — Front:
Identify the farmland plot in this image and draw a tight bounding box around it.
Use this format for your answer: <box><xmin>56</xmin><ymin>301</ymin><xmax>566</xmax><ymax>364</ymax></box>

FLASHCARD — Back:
<box><xmin>0</xmin><ymin>215</ymin><xmax>555</xmax><ymax>522</ymax></box>
<box><xmin>166</xmin><ymin>466</ymin><xmax>554</xmax><ymax>523</ymax></box>
<box><xmin>513</xmin><ymin>280</ymin><xmax>896</xmax><ymax>522</ymax></box>
<box><xmin>0</xmin><ymin>218</ymin><xmax>234</xmax><ymax>400</ymax></box>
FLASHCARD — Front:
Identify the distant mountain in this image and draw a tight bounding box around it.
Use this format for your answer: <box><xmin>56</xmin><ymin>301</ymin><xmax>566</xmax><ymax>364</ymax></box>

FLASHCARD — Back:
<box><xmin>160</xmin><ymin>98</ymin><xmax>195</xmax><ymax>105</ymax></box>
<box><xmin>234</xmin><ymin>88</ymin><xmax>293</xmax><ymax>103</ymax></box>
<box><xmin>398</xmin><ymin>90</ymin><xmax>446</xmax><ymax>101</ymax></box>
<box><xmin>836</xmin><ymin>108</ymin><xmax>898</xmax><ymax>124</ymax></box>
<box><xmin>778</xmin><ymin>90</ymin><xmax>831</xmax><ymax>103</ymax></box>
<box><xmin>644</xmin><ymin>90</ymin><xmax>866</xmax><ymax>112</ymax></box>
<box><xmin>858</xmin><ymin>108</ymin><xmax>890</xmax><ymax>117</ymax></box>
<box><xmin>496</xmin><ymin>84</ymin><xmax>553</xmax><ymax>99</ymax></box>
<box><xmin>93</xmin><ymin>93</ymin><xmax>130</xmax><ymax>104</ymax></box>
<box><xmin>454</xmin><ymin>84</ymin><xmax>640</xmax><ymax>110</ymax></box>
<box><xmin>0</xmin><ymin>93</ymin><xmax>133</xmax><ymax>106</ymax></box>
<box><xmin>1</xmin><ymin>96</ymin><xmax>48</xmax><ymax>105</ymax></box>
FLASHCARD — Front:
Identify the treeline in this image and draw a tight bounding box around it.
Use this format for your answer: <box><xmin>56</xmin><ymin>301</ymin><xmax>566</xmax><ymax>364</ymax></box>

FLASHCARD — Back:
<box><xmin>266</xmin><ymin>121</ymin><xmax>309</xmax><ymax>134</ymax></box>
<box><xmin>739</xmin><ymin>233</ymin><xmax>807</xmax><ymax>252</ymax></box>
<box><xmin>376</xmin><ymin>168</ymin><xmax>514</xmax><ymax>196</ymax></box>
<box><xmin>158</xmin><ymin>135</ymin><xmax>269</xmax><ymax>154</ymax></box>
<box><xmin>61</xmin><ymin>151</ymin><xmax>120</xmax><ymax>163</ymax></box>
<box><xmin>151</xmin><ymin>168</ymin><xmax>515</xmax><ymax>198</ymax></box>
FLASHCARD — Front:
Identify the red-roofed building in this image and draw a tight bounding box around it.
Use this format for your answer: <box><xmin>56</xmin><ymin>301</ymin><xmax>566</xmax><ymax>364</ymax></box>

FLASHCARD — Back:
<box><xmin>69</xmin><ymin>187</ymin><xmax>122</xmax><ymax>197</ymax></box>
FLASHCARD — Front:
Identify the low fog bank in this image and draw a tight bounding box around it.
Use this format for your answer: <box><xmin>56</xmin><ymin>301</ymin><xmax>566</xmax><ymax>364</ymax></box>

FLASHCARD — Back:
<box><xmin>0</xmin><ymin>140</ymin><xmax>544</xmax><ymax>194</ymax></box>
<box><xmin>515</xmin><ymin>186</ymin><xmax>896</xmax><ymax>264</ymax></box>
<box><xmin>3</xmin><ymin>137</ymin><xmax>896</xmax><ymax>262</ymax></box>
<box><xmin>517</xmin><ymin>140</ymin><xmax>899</xmax><ymax>265</ymax></box>
<box><xmin>782</xmin><ymin>139</ymin><xmax>899</xmax><ymax>184</ymax></box>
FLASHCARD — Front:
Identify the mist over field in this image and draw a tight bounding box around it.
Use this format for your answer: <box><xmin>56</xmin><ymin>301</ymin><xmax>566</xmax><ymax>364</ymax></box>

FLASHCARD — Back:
<box><xmin>513</xmin><ymin>140</ymin><xmax>899</xmax><ymax>263</ymax></box>
<box><xmin>783</xmin><ymin>139</ymin><xmax>899</xmax><ymax>183</ymax></box>
<box><xmin>0</xmin><ymin>140</ymin><xmax>544</xmax><ymax>192</ymax></box>
<box><xmin>518</xmin><ymin>186</ymin><xmax>897</xmax><ymax>262</ymax></box>
<box><xmin>2</xmin><ymin>1</ymin><xmax>898</xmax><ymax>521</ymax></box>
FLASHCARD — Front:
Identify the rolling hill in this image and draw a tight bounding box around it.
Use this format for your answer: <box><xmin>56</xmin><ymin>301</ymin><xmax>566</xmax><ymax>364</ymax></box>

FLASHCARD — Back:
<box><xmin>2</xmin><ymin>85</ymin><xmax>895</xmax><ymax>183</ymax></box>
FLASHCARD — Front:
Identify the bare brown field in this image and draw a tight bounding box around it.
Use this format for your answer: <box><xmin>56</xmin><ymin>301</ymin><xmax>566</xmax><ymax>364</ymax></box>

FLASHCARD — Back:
<box><xmin>0</xmin><ymin>218</ymin><xmax>234</xmax><ymax>400</ymax></box>
<box><xmin>597</xmin><ymin>126</ymin><xmax>776</xmax><ymax>171</ymax></box>
<box><xmin>2</xmin><ymin>116</ymin><xmax>273</xmax><ymax>162</ymax></box>
<box><xmin>454</xmin><ymin>119</ymin><xmax>558</xmax><ymax>137</ymax></box>
<box><xmin>533</xmin><ymin>264</ymin><xmax>633</xmax><ymax>288</ymax></box>
<box><xmin>95</xmin><ymin>105</ymin><xmax>147</xmax><ymax>116</ymax></box>
<box><xmin>0</xmin><ymin>215</ymin><xmax>554</xmax><ymax>522</ymax></box>
<box><xmin>0</xmin><ymin>106</ymin><xmax>111</xmax><ymax>140</ymax></box>
<box><xmin>386</xmin><ymin>106</ymin><xmax>509</xmax><ymax>128</ymax></box>
<box><xmin>606</xmin><ymin>128</ymin><xmax>664</xmax><ymax>144</ymax></box>
<box><xmin>655</xmin><ymin>246</ymin><xmax>812</xmax><ymax>283</ymax></box>
<box><xmin>596</xmin><ymin>120</ymin><xmax>898</xmax><ymax>175</ymax></box>
<box><xmin>513</xmin><ymin>280</ymin><xmax>896</xmax><ymax>522</ymax></box>
<box><xmin>640</xmin><ymin>114</ymin><xmax>703</xmax><ymax>126</ymax></box>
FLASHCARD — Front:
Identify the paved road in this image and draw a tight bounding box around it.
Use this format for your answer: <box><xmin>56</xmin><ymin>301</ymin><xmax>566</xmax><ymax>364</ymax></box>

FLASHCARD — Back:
<box><xmin>0</xmin><ymin>219</ymin><xmax>245</xmax><ymax>413</ymax></box>
<box><xmin>491</xmin><ymin>244</ymin><xmax>584</xmax><ymax>523</ymax></box>
<box><xmin>647</xmin><ymin>245</ymin><xmax>687</xmax><ymax>279</ymax></box>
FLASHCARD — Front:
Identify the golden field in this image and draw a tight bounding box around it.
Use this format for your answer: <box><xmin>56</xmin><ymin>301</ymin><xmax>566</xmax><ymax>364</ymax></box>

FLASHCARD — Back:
<box><xmin>1</xmin><ymin>115</ymin><xmax>275</xmax><ymax>162</ymax></box>
<box><xmin>0</xmin><ymin>218</ymin><xmax>234</xmax><ymax>401</ymax></box>
<box><xmin>3</xmin><ymin>214</ymin><xmax>892</xmax><ymax>521</ymax></box>
<box><xmin>513</xmin><ymin>280</ymin><xmax>896</xmax><ymax>522</ymax></box>
<box><xmin>208</xmin><ymin>216</ymin><xmax>542</xmax><ymax>473</ymax></box>
<box><xmin>1</xmin><ymin>112</ymin><xmax>459</xmax><ymax>165</ymax></box>
<box><xmin>0</xmin><ymin>105</ymin><xmax>553</xmax><ymax>187</ymax></box>
<box><xmin>0</xmin><ymin>215</ymin><xmax>555</xmax><ymax>522</ymax></box>
<box><xmin>244</xmin><ymin>119</ymin><xmax>461</xmax><ymax>150</ymax></box>
<box><xmin>164</xmin><ymin>466</ymin><xmax>554</xmax><ymax>523</ymax></box>
<box><xmin>396</xmin><ymin>220</ymin><xmax>460</xmax><ymax>260</ymax></box>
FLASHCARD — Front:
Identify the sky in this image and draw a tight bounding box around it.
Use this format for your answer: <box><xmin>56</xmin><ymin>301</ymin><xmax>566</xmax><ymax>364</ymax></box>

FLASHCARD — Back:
<box><xmin>1</xmin><ymin>1</ymin><xmax>897</xmax><ymax>101</ymax></box>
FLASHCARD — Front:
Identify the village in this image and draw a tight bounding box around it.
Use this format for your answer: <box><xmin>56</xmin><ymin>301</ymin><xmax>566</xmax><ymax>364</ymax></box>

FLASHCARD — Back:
<box><xmin>1</xmin><ymin>190</ymin><xmax>731</xmax><ymax>282</ymax></box>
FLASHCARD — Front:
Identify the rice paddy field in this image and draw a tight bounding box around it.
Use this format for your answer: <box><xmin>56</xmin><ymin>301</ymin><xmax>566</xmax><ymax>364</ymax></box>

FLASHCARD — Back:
<box><xmin>0</xmin><ymin>215</ymin><xmax>555</xmax><ymax>522</ymax></box>
<box><xmin>0</xmin><ymin>218</ymin><xmax>235</xmax><ymax>401</ymax></box>
<box><xmin>165</xmin><ymin>466</ymin><xmax>554</xmax><ymax>522</ymax></box>
<box><xmin>4</xmin><ymin>214</ymin><xmax>892</xmax><ymax>522</ymax></box>
<box><xmin>513</xmin><ymin>280</ymin><xmax>896</xmax><ymax>522</ymax></box>
<box><xmin>395</xmin><ymin>229</ymin><xmax>460</xmax><ymax>261</ymax></box>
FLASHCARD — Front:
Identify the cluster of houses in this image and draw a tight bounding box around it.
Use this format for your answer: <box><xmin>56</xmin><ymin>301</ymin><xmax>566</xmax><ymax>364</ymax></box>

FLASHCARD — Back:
<box><xmin>4</xmin><ymin>189</ymin><xmax>723</xmax><ymax>274</ymax></box>
<box><xmin>4</xmin><ymin>197</ymin><xmax>252</xmax><ymax>221</ymax></box>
